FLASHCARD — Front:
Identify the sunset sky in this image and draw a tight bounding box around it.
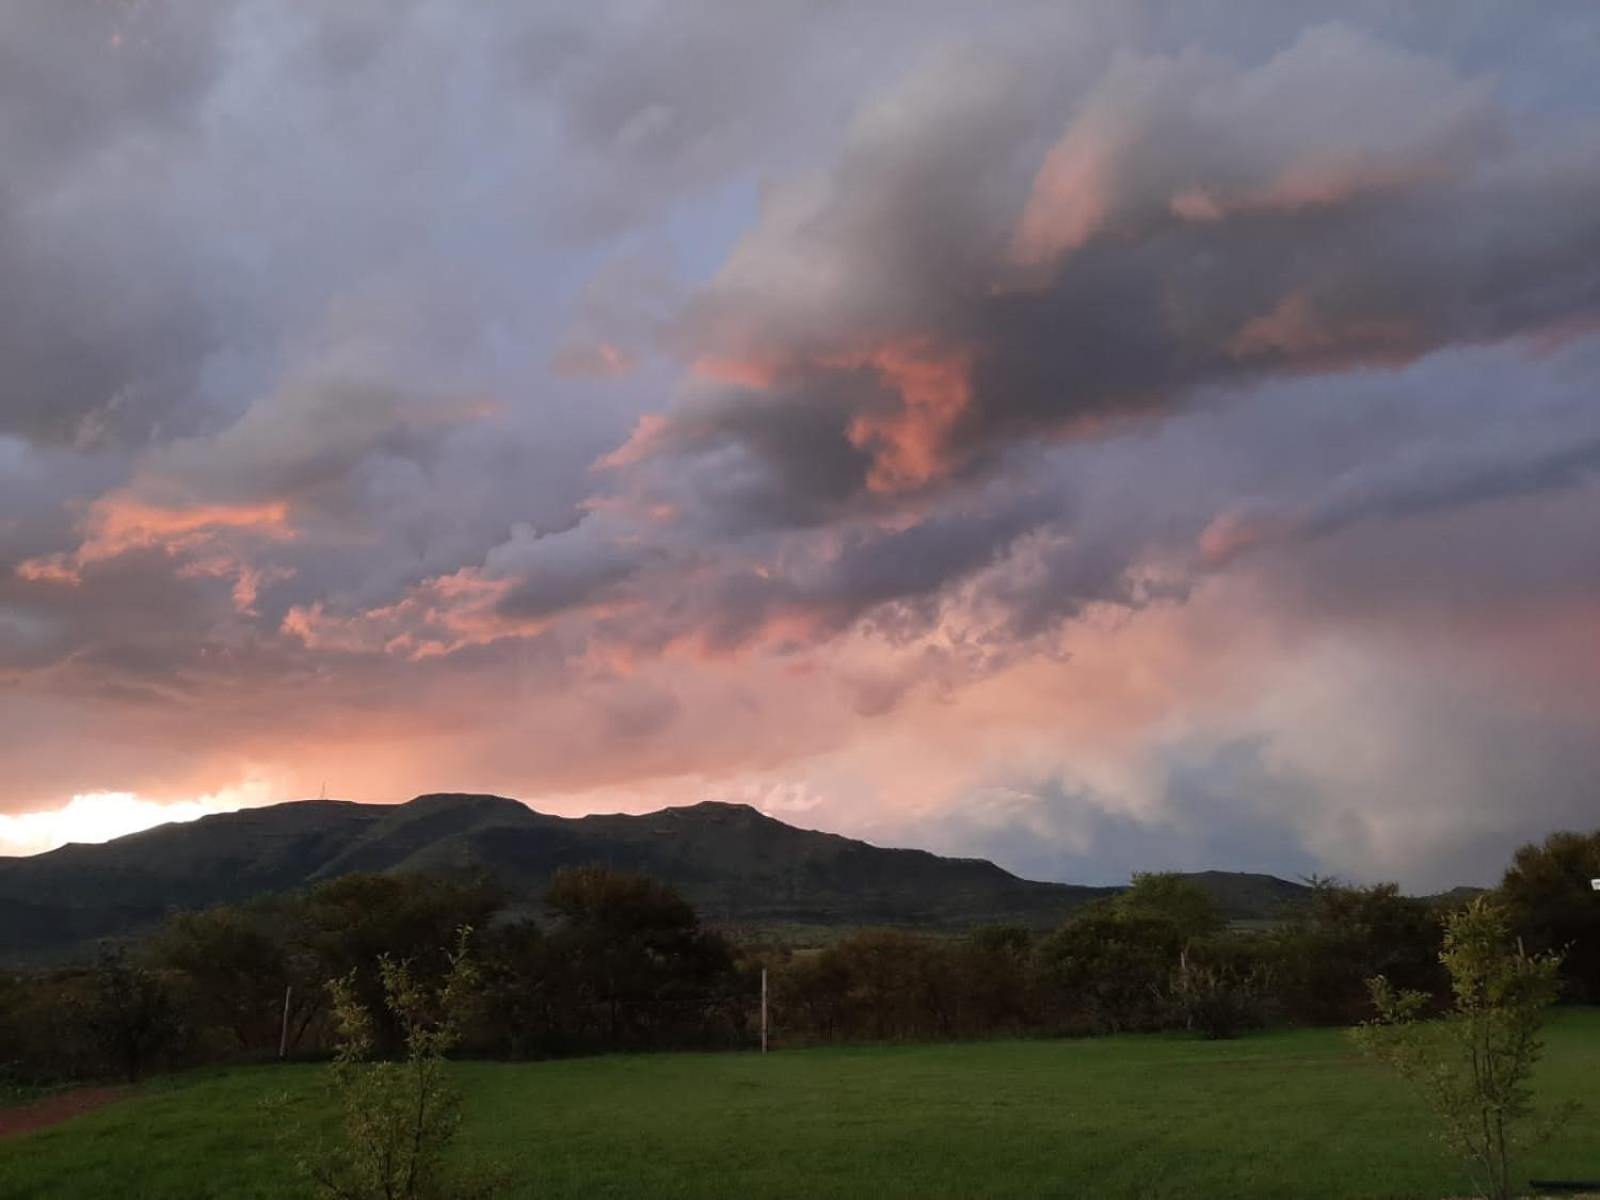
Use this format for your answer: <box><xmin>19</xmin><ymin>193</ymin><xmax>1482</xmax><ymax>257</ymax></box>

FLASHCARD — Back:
<box><xmin>3</xmin><ymin>2</ymin><xmax>1598</xmax><ymax>888</ymax></box>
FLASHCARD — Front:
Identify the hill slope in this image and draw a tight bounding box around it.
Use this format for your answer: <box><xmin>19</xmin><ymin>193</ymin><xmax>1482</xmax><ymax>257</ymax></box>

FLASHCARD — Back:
<box><xmin>0</xmin><ymin>794</ymin><xmax>1309</xmax><ymax>963</ymax></box>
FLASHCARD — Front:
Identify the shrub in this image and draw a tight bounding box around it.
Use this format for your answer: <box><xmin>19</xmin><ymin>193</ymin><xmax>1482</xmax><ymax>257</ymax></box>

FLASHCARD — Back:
<box><xmin>306</xmin><ymin>928</ymin><xmax>491</xmax><ymax>1200</ymax></box>
<box><xmin>1354</xmin><ymin>897</ymin><xmax>1573</xmax><ymax>1200</ymax></box>
<box><xmin>1170</xmin><ymin>943</ymin><xmax>1272</xmax><ymax>1040</ymax></box>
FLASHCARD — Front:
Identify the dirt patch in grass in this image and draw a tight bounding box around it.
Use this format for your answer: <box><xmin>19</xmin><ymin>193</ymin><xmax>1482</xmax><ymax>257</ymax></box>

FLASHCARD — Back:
<box><xmin>0</xmin><ymin>1086</ymin><xmax>129</xmax><ymax>1140</ymax></box>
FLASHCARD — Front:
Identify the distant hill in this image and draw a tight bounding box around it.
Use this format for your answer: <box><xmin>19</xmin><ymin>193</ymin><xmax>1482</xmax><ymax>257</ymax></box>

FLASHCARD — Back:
<box><xmin>0</xmin><ymin>793</ymin><xmax>1313</xmax><ymax>964</ymax></box>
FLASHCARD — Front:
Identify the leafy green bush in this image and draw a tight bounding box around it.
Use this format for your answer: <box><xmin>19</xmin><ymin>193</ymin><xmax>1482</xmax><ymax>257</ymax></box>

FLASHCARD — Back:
<box><xmin>1354</xmin><ymin>897</ymin><xmax>1574</xmax><ymax>1200</ymax></box>
<box><xmin>307</xmin><ymin>928</ymin><xmax>493</xmax><ymax>1200</ymax></box>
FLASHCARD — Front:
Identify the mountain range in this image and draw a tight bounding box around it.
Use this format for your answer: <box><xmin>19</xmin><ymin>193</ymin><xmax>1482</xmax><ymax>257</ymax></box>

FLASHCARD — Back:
<box><xmin>0</xmin><ymin>793</ymin><xmax>1313</xmax><ymax>964</ymax></box>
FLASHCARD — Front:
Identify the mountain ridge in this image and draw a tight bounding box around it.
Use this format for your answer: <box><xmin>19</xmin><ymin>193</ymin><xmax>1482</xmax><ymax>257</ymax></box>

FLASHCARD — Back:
<box><xmin>0</xmin><ymin>793</ymin><xmax>1312</xmax><ymax>963</ymax></box>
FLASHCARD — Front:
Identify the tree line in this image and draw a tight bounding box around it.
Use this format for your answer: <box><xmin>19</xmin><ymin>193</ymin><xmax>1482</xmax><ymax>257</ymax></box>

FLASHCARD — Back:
<box><xmin>1</xmin><ymin>829</ymin><xmax>1595</xmax><ymax>1089</ymax></box>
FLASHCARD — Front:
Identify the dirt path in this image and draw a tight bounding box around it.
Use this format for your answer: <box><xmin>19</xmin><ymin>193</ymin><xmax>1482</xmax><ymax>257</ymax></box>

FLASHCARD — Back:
<box><xmin>0</xmin><ymin>1086</ymin><xmax>130</xmax><ymax>1140</ymax></box>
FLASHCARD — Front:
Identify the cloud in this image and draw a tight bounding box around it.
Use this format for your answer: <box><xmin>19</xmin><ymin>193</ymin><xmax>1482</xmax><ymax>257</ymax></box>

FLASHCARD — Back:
<box><xmin>3</xmin><ymin>3</ymin><xmax>1600</xmax><ymax>892</ymax></box>
<box><xmin>628</xmin><ymin>25</ymin><xmax>1600</xmax><ymax>527</ymax></box>
<box><xmin>919</xmin><ymin>741</ymin><xmax>1328</xmax><ymax>887</ymax></box>
<box><xmin>1197</xmin><ymin>346</ymin><xmax>1600</xmax><ymax>567</ymax></box>
<box><xmin>0</xmin><ymin>2</ymin><xmax>232</xmax><ymax>445</ymax></box>
<box><xmin>1012</xmin><ymin>24</ymin><xmax>1495</xmax><ymax>264</ymax></box>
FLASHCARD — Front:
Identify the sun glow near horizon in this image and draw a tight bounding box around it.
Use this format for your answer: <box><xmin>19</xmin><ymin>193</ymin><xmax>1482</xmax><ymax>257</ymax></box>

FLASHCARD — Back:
<box><xmin>0</xmin><ymin>779</ymin><xmax>282</xmax><ymax>858</ymax></box>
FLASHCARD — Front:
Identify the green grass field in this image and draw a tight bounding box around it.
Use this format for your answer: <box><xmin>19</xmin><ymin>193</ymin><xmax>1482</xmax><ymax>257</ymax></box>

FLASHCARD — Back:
<box><xmin>4</xmin><ymin>1011</ymin><xmax>1598</xmax><ymax>1199</ymax></box>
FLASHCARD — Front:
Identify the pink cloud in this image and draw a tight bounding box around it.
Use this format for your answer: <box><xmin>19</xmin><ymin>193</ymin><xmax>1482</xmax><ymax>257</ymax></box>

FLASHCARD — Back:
<box><xmin>835</xmin><ymin>340</ymin><xmax>976</xmax><ymax>494</ymax></box>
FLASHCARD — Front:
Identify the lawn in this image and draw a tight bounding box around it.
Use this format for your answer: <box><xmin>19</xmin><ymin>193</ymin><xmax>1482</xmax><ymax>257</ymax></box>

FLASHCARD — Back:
<box><xmin>3</xmin><ymin>1011</ymin><xmax>1598</xmax><ymax>1199</ymax></box>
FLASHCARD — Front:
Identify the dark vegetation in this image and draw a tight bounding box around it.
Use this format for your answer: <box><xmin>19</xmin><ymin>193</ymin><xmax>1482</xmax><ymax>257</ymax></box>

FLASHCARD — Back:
<box><xmin>0</xmin><ymin>829</ymin><xmax>1594</xmax><ymax>1094</ymax></box>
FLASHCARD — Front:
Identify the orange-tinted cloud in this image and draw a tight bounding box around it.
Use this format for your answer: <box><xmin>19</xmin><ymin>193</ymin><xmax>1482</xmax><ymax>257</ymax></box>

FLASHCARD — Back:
<box><xmin>1010</xmin><ymin>126</ymin><xmax>1114</xmax><ymax>269</ymax></box>
<box><xmin>279</xmin><ymin>565</ymin><xmax>598</xmax><ymax>660</ymax></box>
<box><xmin>16</xmin><ymin>492</ymin><xmax>295</xmax><ymax>587</ymax></box>
<box><xmin>77</xmin><ymin>494</ymin><xmax>294</xmax><ymax>562</ymax></box>
<box><xmin>1228</xmin><ymin>292</ymin><xmax>1418</xmax><ymax>363</ymax></box>
<box><xmin>640</xmin><ymin>340</ymin><xmax>976</xmax><ymax>494</ymax></box>
<box><xmin>1168</xmin><ymin>153</ymin><xmax>1463</xmax><ymax>227</ymax></box>
<box><xmin>595</xmin><ymin>413</ymin><xmax>672</xmax><ymax>470</ymax></box>
<box><xmin>1197</xmin><ymin>509</ymin><xmax>1285</xmax><ymax>568</ymax></box>
<box><xmin>691</xmin><ymin>355</ymin><xmax>786</xmax><ymax>391</ymax></box>
<box><xmin>835</xmin><ymin>340</ymin><xmax>975</xmax><ymax>493</ymax></box>
<box><xmin>1012</xmin><ymin>25</ymin><xmax>1491</xmax><ymax>274</ymax></box>
<box><xmin>14</xmin><ymin>556</ymin><xmax>81</xmax><ymax>585</ymax></box>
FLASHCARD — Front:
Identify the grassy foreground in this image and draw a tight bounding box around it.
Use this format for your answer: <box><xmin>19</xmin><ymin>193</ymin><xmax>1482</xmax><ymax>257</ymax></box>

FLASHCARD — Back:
<box><xmin>3</xmin><ymin>1011</ymin><xmax>1598</xmax><ymax>1200</ymax></box>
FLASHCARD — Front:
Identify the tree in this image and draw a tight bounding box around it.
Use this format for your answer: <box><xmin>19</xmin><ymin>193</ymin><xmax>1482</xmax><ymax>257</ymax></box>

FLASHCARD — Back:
<box><xmin>1500</xmin><ymin>829</ymin><xmax>1600</xmax><ymax>1002</ymax></box>
<box><xmin>1033</xmin><ymin>905</ymin><xmax>1186</xmax><ymax>1034</ymax></box>
<box><xmin>308</xmin><ymin>929</ymin><xmax>490</xmax><ymax>1200</ymax></box>
<box><xmin>152</xmin><ymin>907</ymin><xmax>299</xmax><ymax>1053</ymax></box>
<box><xmin>1268</xmin><ymin>879</ymin><xmax>1446</xmax><ymax>1025</ymax></box>
<box><xmin>541</xmin><ymin>866</ymin><xmax>734</xmax><ymax>1050</ymax></box>
<box><xmin>822</xmin><ymin>930</ymin><xmax>949</xmax><ymax>1041</ymax></box>
<box><xmin>1354</xmin><ymin>897</ymin><xmax>1572</xmax><ymax>1200</ymax></box>
<box><xmin>81</xmin><ymin>947</ymin><xmax>181</xmax><ymax>1082</ymax></box>
<box><xmin>476</xmin><ymin>920</ymin><xmax>557</xmax><ymax>1059</ymax></box>
<box><xmin>292</xmin><ymin>874</ymin><xmax>502</xmax><ymax>1056</ymax></box>
<box><xmin>545</xmin><ymin>865</ymin><xmax>700</xmax><ymax>937</ymax></box>
<box><xmin>774</xmin><ymin>944</ymin><xmax>857</xmax><ymax>1043</ymax></box>
<box><xmin>771</xmin><ymin>928</ymin><xmax>1037</xmax><ymax>1044</ymax></box>
<box><xmin>954</xmin><ymin>926</ymin><xmax>1034</xmax><ymax>1035</ymax></box>
<box><xmin>1114</xmin><ymin>873</ymin><xmax>1224</xmax><ymax>941</ymax></box>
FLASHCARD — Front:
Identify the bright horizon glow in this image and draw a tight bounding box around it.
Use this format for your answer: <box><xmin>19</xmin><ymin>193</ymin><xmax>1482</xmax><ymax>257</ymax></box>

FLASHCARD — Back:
<box><xmin>0</xmin><ymin>780</ymin><xmax>280</xmax><ymax>858</ymax></box>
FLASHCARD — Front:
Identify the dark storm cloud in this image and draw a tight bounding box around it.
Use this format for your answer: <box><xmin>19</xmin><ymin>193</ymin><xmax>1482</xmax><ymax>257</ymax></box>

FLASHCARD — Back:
<box><xmin>821</xmin><ymin>493</ymin><xmax>1060</xmax><ymax>618</ymax></box>
<box><xmin>0</xmin><ymin>1</ymin><xmax>228</xmax><ymax>445</ymax></box>
<box><xmin>687</xmin><ymin>478</ymin><xmax>1076</xmax><ymax>650</ymax></box>
<box><xmin>0</xmin><ymin>202</ymin><xmax>221</xmax><ymax>446</ymax></box>
<box><xmin>0</xmin><ymin>2</ymin><xmax>220</xmax><ymax>167</ymax></box>
<box><xmin>635</xmin><ymin>25</ymin><xmax>1600</xmax><ymax>523</ymax></box>
<box><xmin>914</xmin><ymin>701</ymin><xmax>1600</xmax><ymax>893</ymax></box>
<box><xmin>898</xmin><ymin>738</ymin><xmax>1331</xmax><ymax>888</ymax></box>
<box><xmin>488</xmin><ymin>521</ymin><xmax>647</xmax><ymax>622</ymax></box>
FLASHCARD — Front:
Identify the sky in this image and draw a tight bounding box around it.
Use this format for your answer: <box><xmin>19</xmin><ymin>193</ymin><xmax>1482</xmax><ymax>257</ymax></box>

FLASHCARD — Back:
<box><xmin>2</xmin><ymin>1</ymin><xmax>1598</xmax><ymax>889</ymax></box>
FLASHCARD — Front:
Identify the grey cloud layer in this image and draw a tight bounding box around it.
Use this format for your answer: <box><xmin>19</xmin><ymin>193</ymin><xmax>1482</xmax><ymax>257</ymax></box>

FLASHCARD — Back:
<box><xmin>645</xmin><ymin>25</ymin><xmax>1600</xmax><ymax>520</ymax></box>
<box><xmin>3</xmin><ymin>3</ymin><xmax>1599</xmax><ymax>886</ymax></box>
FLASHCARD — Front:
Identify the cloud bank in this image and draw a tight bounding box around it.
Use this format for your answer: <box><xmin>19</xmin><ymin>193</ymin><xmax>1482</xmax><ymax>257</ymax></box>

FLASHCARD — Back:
<box><xmin>3</xmin><ymin>2</ymin><xmax>1598</xmax><ymax>888</ymax></box>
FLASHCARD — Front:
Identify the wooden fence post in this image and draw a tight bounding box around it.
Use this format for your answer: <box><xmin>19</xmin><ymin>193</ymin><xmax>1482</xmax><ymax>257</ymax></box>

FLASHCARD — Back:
<box><xmin>279</xmin><ymin>985</ymin><xmax>292</xmax><ymax>1060</ymax></box>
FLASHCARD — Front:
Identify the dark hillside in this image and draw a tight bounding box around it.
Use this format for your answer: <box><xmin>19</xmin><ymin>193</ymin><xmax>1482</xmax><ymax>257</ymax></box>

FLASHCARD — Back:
<box><xmin>0</xmin><ymin>793</ymin><xmax>1312</xmax><ymax>963</ymax></box>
